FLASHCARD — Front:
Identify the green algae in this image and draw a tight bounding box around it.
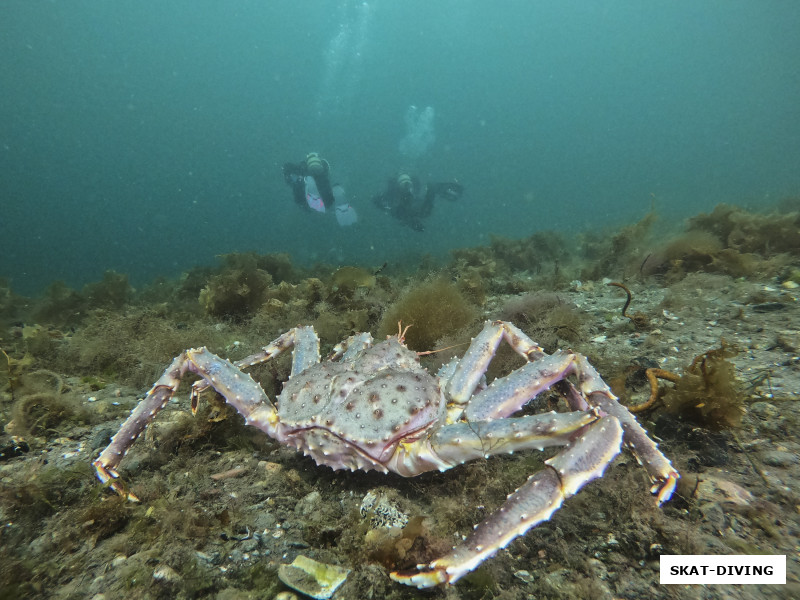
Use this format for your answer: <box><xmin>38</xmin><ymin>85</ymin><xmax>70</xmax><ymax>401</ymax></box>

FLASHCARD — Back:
<box><xmin>377</xmin><ymin>277</ymin><xmax>478</xmax><ymax>351</ymax></box>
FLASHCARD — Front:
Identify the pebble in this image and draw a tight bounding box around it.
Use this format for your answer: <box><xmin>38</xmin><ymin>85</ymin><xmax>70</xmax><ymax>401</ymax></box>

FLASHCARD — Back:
<box><xmin>749</xmin><ymin>402</ymin><xmax>779</xmax><ymax>421</ymax></box>
<box><xmin>294</xmin><ymin>491</ymin><xmax>322</xmax><ymax>517</ymax></box>
<box><xmin>776</xmin><ymin>330</ymin><xmax>800</xmax><ymax>353</ymax></box>
<box><xmin>513</xmin><ymin>569</ymin><xmax>534</xmax><ymax>583</ymax></box>
<box><xmin>111</xmin><ymin>555</ymin><xmax>127</xmax><ymax>568</ymax></box>
<box><xmin>760</xmin><ymin>450</ymin><xmax>799</xmax><ymax>468</ymax></box>
<box><xmin>695</xmin><ymin>474</ymin><xmax>754</xmax><ymax>506</ymax></box>
<box><xmin>152</xmin><ymin>564</ymin><xmax>181</xmax><ymax>584</ymax></box>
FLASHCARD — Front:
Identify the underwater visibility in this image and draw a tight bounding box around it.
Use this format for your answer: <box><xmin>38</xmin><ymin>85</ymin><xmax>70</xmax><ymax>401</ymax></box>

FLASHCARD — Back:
<box><xmin>2</xmin><ymin>2</ymin><xmax>800</xmax><ymax>599</ymax></box>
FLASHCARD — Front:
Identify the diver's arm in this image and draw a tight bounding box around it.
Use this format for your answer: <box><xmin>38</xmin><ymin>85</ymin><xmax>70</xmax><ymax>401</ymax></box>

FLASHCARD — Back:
<box><xmin>282</xmin><ymin>162</ymin><xmax>307</xmax><ymax>207</ymax></box>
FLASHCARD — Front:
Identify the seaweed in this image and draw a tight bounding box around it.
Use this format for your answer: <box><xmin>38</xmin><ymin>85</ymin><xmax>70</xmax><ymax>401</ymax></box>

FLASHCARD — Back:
<box><xmin>0</xmin><ymin>460</ymin><xmax>94</xmax><ymax>525</ymax></box>
<box><xmin>0</xmin><ymin>279</ymin><xmax>28</xmax><ymax>329</ymax></box>
<box><xmin>662</xmin><ymin>340</ymin><xmax>744</xmax><ymax>430</ymax></box>
<box><xmin>455</xmin><ymin>268</ymin><xmax>487</xmax><ymax>306</ymax></box>
<box><xmin>580</xmin><ymin>211</ymin><xmax>657</xmax><ymax>281</ymax></box>
<box><xmin>607</xmin><ymin>282</ymin><xmax>650</xmax><ymax>330</ymax></box>
<box><xmin>643</xmin><ymin>203</ymin><xmax>800</xmax><ymax>282</ymax></box>
<box><xmin>641</xmin><ymin>230</ymin><xmax>724</xmax><ymax>281</ymax></box>
<box><xmin>199</xmin><ymin>254</ymin><xmax>273</xmax><ymax>319</ymax></box>
<box><xmin>688</xmin><ymin>203</ymin><xmax>800</xmax><ymax>255</ymax></box>
<box><xmin>6</xmin><ymin>369</ymin><xmax>92</xmax><ymax>441</ymax></box>
<box><xmin>325</xmin><ymin>266</ymin><xmax>380</xmax><ymax>311</ymax></box>
<box><xmin>314</xmin><ymin>309</ymin><xmax>371</xmax><ymax>343</ymax></box>
<box><xmin>377</xmin><ymin>278</ymin><xmax>478</xmax><ymax>351</ymax></box>
<box><xmin>330</xmin><ymin>266</ymin><xmax>376</xmax><ymax>294</ymax></box>
<box><xmin>56</xmin><ymin>307</ymin><xmax>227</xmax><ymax>388</ymax></box>
<box><xmin>33</xmin><ymin>280</ymin><xmax>88</xmax><ymax>326</ymax></box>
<box><xmin>84</xmin><ymin>270</ymin><xmax>132</xmax><ymax>309</ymax></box>
<box><xmin>498</xmin><ymin>291</ymin><xmax>585</xmax><ymax>352</ymax></box>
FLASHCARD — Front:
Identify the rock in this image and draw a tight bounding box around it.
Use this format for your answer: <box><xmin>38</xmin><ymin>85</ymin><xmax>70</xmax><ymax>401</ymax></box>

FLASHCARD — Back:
<box><xmin>513</xmin><ymin>569</ymin><xmax>534</xmax><ymax>583</ymax></box>
<box><xmin>760</xmin><ymin>450</ymin><xmax>799</xmax><ymax>468</ymax></box>
<box><xmin>695</xmin><ymin>474</ymin><xmax>754</xmax><ymax>506</ymax></box>
<box><xmin>775</xmin><ymin>330</ymin><xmax>800</xmax><ymax>353</ymax></box>
<box><xmin>152</xmin><ymin>564</ymin><xmax>181</xmax><ymax>584</ymax></box>
<box><xmin>110</xmin><ymin>555</ymin><xmax>127</xmax><ymax>568</ymax></box>
<box><xmin>294</xmin><ymin>491</ymin><xmax>322</xmax><ymax>517</ymax></box>
<box><xmin>749</xmin><ymin>402</ymin><xmax>779</xmax><ymax>421</ymax></box>
<box><xmin>699</xmin><ymin>502</ymin><xmax>726</xmax><ymax>533</ymax></box>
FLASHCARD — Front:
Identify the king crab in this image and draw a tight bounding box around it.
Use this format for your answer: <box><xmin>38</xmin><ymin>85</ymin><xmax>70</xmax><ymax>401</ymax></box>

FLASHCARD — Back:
<box><xmin>93</xmin><ymin>320</ymin><xmax>679</xmax><ymax>588</ymax></box>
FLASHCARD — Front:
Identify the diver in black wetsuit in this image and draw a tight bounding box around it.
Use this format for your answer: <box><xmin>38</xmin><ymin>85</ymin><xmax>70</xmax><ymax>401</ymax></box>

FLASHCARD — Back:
<box><xmin>372</xmin><ymin>173</ymin><xmax>463</xmax><ymax>232</ymax></box>
<box><xmin>282</xmin><ymin>152</ymin><xmax>337</xmax><ymax>211</ymax></box>
<box><xmin>282</xmin><ymin>152</ymin><xmax>358</xmax><ymax>226</ymax></box>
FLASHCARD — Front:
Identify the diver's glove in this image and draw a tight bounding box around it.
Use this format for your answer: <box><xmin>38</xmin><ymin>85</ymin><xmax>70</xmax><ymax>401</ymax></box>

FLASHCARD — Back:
<box><xmin>283</xmin><ymin>162</ymin><xmax>303</xmax><ymax>186</ymax></box>
<box><xmin>431</xmin><ymin>182</ymin><xmax>463</xmax><ymax>201</ymax></box>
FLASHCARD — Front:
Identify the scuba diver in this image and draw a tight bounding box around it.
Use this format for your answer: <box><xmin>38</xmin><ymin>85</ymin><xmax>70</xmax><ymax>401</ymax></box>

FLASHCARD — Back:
<box><xmin>372</xmin><ymin>173</ymin><xmax>463</xmax><ymax>231</ymax></box>
<box><xmin>282</xmin><ymin>152</ymin><xmax>358</xmax><ymax>226</ymax></box>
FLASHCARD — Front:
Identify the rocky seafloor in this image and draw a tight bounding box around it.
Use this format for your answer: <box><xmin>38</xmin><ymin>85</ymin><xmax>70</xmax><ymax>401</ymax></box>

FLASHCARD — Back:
<box><xmin>1</xmin><ymin>202</ymin><xmax>800</xmax><ymax>600</ymax></box>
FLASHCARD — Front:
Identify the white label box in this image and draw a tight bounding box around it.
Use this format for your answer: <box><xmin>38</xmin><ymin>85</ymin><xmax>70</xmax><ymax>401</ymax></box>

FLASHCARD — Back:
<box><xmin>661</xmin><ymin>555</ymin><xmax>785</xmax><ymax>585</ymax></box>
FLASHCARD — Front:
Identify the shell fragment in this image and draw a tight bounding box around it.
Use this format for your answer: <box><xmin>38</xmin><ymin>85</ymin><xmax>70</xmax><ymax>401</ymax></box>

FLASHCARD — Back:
<box><xmin>278</xmin><ymin>555</ymin><xmax>350</xmax><ymax>599</ymax></box>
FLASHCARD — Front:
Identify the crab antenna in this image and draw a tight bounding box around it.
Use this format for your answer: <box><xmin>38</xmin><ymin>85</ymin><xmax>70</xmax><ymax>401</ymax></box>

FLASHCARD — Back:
<box><xmin>396</xmin><ymin>321</ymin><xmax>413</xmax><ymax>343</ymax></box>
<box><xmin>417</xmin><ymin>341</ymin><xmax>470</xmax><ymax>357</ymax></box>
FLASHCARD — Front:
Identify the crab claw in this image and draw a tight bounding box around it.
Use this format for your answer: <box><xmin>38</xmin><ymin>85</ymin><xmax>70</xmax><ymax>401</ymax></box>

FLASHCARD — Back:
<box><xmin>653</xmin><ymin>470</ymin><xmax>680</xmax><ymax>506</ymax></box>
<box><xmin>93</xmin><ymin>459</ymin><xmax>140</xmax><ymax>502</ymax></box>
<box><xmin>389</xmin><ymin>566</ymin><xmax>449</xmax><ymax>588</ymax></box>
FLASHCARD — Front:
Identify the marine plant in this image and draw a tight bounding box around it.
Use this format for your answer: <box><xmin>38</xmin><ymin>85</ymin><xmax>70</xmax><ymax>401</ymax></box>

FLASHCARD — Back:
<box><xmin>33</xmin><ymin>280</ymin><xmax>88</xmax><ymax>326</ymax></box>
<box><xmin>580</xmin><ymin>211</ymin><xmax>657</xmax><ymax>281</ymax></box>
<box><xmin>498</xmin><ymin>291</ymin><xmax>585</xmax><ymax>352</ymax></box>
<box><xmin>330</xmin><ymin>266</ymin><xmax>376</xmax><ymax>293</ymax></box>
<box><xmin>7</xmin><ymin>369</ymin><xmax>91</xmax><ymax>440</ymax></box>
<box><xmin>642</xmin><ymin>203</ymin><xmax>800</xmax><ymax>282</ymax></box>
<box><xmin>58</xmin><ymin>307</ymin><xmax>228</xmax><ymax>388</ymax></box>
<box><xmin>661</xmin><ymin>340</ymin><xmax>744</xmax><ymax>430</ymax></box>
<box><xmin>254</xmin><ymin>251</ymin><xmax>296</xmax><ymax>283</ymax></box>
<box><xmin>607</xmin><ymin>281</ymin><xmax>650</xmax><ymax>330</ymax></box>
<box><xmin>688</xmin><ymin>203</ymin><xmax>800</xmax><ymax>255</ymax></box>
<box><xmin>455</xmin><ymin>268</ymin><xmax>487</xmax><ymax>306</ymax></box>
<box><xmin>199</xmin><ymin>254</ymin><xmax>273</xmax><ymax>319</ymax></box>
<box><xmin>376</xmin><ymin>278</ymin><xmax>478</xmax><ymax>351</ymax></box>
<box><xmin>0</xmin><ymin>278</ymin><xmax>26</xmax><ymax>328</ymax></box>
<box><xmin>84</xmin><ymin>270</ymin><xmax>132</xmax><ymax>309</ymax></box>
<box><xmin>326</xmin><ymin>266</ymin><xmax>378</xmax><ymax>309</ymax></box>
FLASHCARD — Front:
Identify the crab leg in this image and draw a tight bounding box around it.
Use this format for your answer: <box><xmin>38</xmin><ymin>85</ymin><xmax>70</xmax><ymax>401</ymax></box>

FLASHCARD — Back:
<box><xmin>428</xmin><ymin>411</ymin><xmax>598</xmax><ymax>466</ymax></box>
<box><xmin>460</xmin><ymin>345</ymin><xmax>679</xmax><ymax>505</ymax></box>
<box><xmin>192</xmin><ymin>326</ymin><xmax>321</xmax><ymax>400</ymax></box>
<box><xmin>389</xmin><ymin>410</ymin><xmax>599</xmax><ymax>476</ymax></box>
<box><xmin>93</xmin><ymin>347</ymin><xmax>278</xmax><ymax>500</ymax></box>
<box><xmin>445</xmin><ymin>321</ymin><xmax>544</xmax><ymax>420</ymax></box>
<box><xmin>391</xmin><ymin>415</ymin><xmax>624</xmax><ymax>588</ymax></box>
<box><xmin>572</xmin><ymin>354</ymin><xmax>679</xmax><ymax>505</ymax></box>
<box><xmin>230</xmin><ymin>325</ymin><xmax>321</xmax><ymax>376</ymax></box>
<box><xmin>327</xmin><ymin>332</ymin><xmax>373</xmax><ymax>361</ymax></box>
<box><xmin>464</xmin><ymin>350</ymin><xmax>578</xmax><ymax>421</ymax></box>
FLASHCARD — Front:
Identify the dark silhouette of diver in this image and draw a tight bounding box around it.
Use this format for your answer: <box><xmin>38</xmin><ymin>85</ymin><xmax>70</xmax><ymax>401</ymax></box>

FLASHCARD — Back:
<box><xmin>372</xmin><ymin>173</ymin><xmax>463</xmax><ymax>231</ymax></box>
<box><xmin>282</xmin><ymin>152</ymin><xmax>357</xmax><ymax>226</ymax></box>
